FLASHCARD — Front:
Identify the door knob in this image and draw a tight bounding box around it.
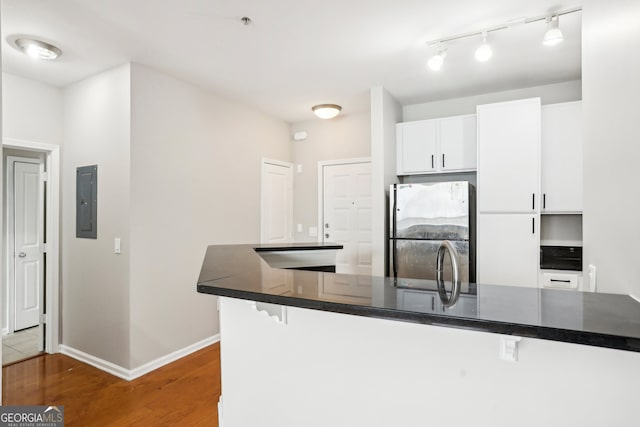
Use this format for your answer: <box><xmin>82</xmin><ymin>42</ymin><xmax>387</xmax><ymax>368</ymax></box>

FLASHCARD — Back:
<box><xmin>325</xmin><ymin>233</ymin><xmax>330</xmax><ymax>239</ymax></box>
<box><xmin>325</xmin><ymin>223</ymin><xmax>329</xmax><ymax>228</ymax></box>
<box><xmin>18</xmin><ymin>252</ymin><xmax>26</xmax><ymax>258</ymax></box>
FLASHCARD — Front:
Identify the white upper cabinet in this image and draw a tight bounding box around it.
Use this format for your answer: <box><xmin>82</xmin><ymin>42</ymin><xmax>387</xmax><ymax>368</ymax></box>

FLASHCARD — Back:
<box><xmin>439</xmin><ymin>115</ymin><xmax>477</xmax><ymax>171</ymax></box>
<box><xmin>397</xmin><ymin>119</ymin><xmax>438</xmax><ymax>174</ymax></box>
<box><xmin>396</xmin><ymin>114</ymin><xmax>476</xmax><ymax>175</ymax></box>
<box><xmin>541</xmin><ymin>101</ymin><xmax>583</xmax><ymax>213</ymax></box>
<box><xmin>477</xmin><ymin>98</ymin><xmax>541</xmax><ymax>213</ymax></box>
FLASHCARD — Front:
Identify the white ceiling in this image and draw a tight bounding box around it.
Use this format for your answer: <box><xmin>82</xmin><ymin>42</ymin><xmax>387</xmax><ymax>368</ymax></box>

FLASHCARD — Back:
<box><xmin>1</xmin><ymin>0</ymin><xmax>582</xmax><ymax>123</ymax></box>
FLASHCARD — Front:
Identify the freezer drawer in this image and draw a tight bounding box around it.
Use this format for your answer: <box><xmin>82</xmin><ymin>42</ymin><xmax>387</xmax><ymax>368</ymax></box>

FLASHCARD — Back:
<box><xmin>391</xmin><ymin>239</ymin><xmax>470</xmax><ymax>284</ymax></box>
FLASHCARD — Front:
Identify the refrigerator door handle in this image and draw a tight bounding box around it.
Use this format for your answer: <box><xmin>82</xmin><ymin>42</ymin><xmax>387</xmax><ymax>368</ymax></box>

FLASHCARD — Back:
<box><xmin>392</xmin><ymin>185</ymin><xmax>398</xmax><ymax>277</ymax></box>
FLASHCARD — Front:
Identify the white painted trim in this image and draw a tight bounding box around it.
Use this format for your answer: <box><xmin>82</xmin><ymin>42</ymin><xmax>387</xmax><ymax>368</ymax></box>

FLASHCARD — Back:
<box><xmin>5</xmin><ymin>156</ymin><xmax>42</xmax><ymax>336</ymax></box>
<box><xmin>630</xmin><ymin>294</ymin><xmax>640</xmax><ymax>304</ymax></box>
<box><xmin>3</xmin><ymin>139</ymin><xmax>61</xmax><ymax>355</ymax></box>
<box><xmin>2</xmin><ymin>328</ymin><xmax>7</xmax><ymax>336</ymax></box>
<box><xmin>59</xmin><ymin>345</ymin><xmax>131</xmax><ymax>380</ymax></box>
<box><xmin>59</xmin><ymin>334</ymin><xmax>220</xmax><ymax>381</ymax></box>
<box><xmin>128</xmin><ymin>334</ymin><xmax>220</xmax><ymax>380</ymax></box>
<box><xmin>260</xmin><ymin>158</ymin><xmax>294</xmax><ymax>243</ymax></box>
<box><xmin>317</xmin><ymin>157</ymin><xmax>372</xmax><ymax>243</ymax></box>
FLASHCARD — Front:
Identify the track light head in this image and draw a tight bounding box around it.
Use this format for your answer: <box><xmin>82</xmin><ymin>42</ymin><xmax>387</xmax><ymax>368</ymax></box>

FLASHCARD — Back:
<box><xmin>475</xmin><ymin>31</ymin><xmax>492</xmax><ymax>62</ymax></box>
<box><xmin>543</xmin><ymin>15</ymin><xmax>564</xmax><ymax>46</ymax></box>
<box><xmin>427</xmin><ymin>47</ymin><xmax>447</xmax><ymax>71</ymax></box>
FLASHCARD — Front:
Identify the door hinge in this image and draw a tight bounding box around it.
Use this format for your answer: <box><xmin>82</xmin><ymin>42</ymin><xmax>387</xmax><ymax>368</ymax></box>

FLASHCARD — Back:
<box><xmin>40</xmin><ymin>314</ymin><xmax>47</xmax><ymax>324</ymax></box>
<box><xmin>41</xmin><ymin>172</ymin><xmax>49</xmax><ymax>182</ymax></box>
<box><xmin>41</xmin><ymin>243</ymin><xmax>48</xmax><ymax>253</ymax></box>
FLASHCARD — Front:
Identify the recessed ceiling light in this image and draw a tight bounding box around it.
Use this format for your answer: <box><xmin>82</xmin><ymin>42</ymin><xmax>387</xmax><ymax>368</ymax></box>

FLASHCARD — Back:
<box><xmin>12</xmin><ymin>38</ymin><xmax>62</xmax><ymax>60</ymax></box>
<box><xmin>312</xmin><ymin>104</ymin><xmax>342</xmax><ymax>119</ymax></box>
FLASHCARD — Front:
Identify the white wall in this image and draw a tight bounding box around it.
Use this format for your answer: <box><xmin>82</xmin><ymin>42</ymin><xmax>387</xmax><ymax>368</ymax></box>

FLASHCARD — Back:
<box><xmin>582</xmin><ymin>0</ymin><xmax>640</xmax><ymax>296</ymax></box>
<box><xmin>220</xmin><ymin>297</ymin><xmax>640</xmax><ymax>427</ymax></box>
<box><xmin>62</xmin><ymin>64</ymin><xmax>131</xmax><ymax>368</ymax></box>
<box><xmin>129</xmin><ymin>63</ymin><xmax>291</xmax><ymax>368</ymax></box>
<box><xmin>290</xmin><ymin>112</ymin><xmax>370</xmax><ymax>241</ymax></box>
<box><xmin>2</xmin><ymin>72</ymin><xmax>63</xmax><ymax>144</ymax></box>
<box><xmin>370</xmin><ymin>87</ymin><xmax>401</xmax><ymax>276</ymax></box>
<box><xmin>403</xmin><ymin>80</ymin><xmax>582</xmax><ymax>122</ymax></box>
<box><xmin>2</xmin><ymin>74</ymin><xmax>62</xmax><ymax>334</ymax></box>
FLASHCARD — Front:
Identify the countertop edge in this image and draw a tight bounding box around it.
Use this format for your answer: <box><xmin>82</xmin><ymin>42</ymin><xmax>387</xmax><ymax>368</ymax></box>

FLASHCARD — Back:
<box><xmin>197</xmin><ymin>284</ymin><xmax>640</xmax><ymax>353</ymax></box>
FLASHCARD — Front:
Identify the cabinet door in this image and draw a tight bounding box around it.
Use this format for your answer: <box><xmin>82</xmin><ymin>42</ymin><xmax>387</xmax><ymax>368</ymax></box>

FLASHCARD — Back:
<box><xmin>439</xmin><ymin>115</ymin><xmax>477</xmax><ymax>171</ymax></box>
<box><xmin>396</xmin><ymin>120</ymin><xmax>437</xmax><ymax>174</ymax></box>
<box><xmin>477</xmin><ymin>213</ymin><xmax>539</xmax><ymax>287</ymax></box>
<box><xmin>477</xmin><ymin>98</ymin><xmax>540</xmax><ymax>213</ymax></box>
<box><xmin>541</xmin><ymin>101</ymin><xmax>582</xmax><ymax>212</ymax></box>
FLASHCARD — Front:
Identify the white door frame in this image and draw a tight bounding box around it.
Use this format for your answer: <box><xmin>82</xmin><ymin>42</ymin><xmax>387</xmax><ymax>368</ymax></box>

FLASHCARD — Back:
<box><xmin>260</xmin><ymin>158</ymin><xmax>294</xmax><ymax>243</ymax></box>
<box><xmin>3</xmin><ymin>138</ymin><xmax>60</xmax><ymax>354</ymax></box>
<box><xmin>6</xmin><ymin>156</ymin><xmax>43</xmax><ymax>335</ymax></box>
<box><xmin>317</xmin><ymin>157</ymin><xmax>372</xmax><ymax>243</ymax></box>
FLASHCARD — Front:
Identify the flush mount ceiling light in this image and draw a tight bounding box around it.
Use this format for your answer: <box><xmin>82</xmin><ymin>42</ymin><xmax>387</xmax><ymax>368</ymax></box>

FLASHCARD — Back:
<box><xmin>543</xmin><ymin>15</ymin><xmax>564</xmax><ymax>46</ymax></box>
<box><xmin>475</xmin><ymin>31</ymin><xmax>493</xmax><ymax>62</ymax></box>
<box><xmin>312</xmin><ymin>104</ymin><xmax>342</xmax><ymax>119</ymax></box>
<box><xmin>12</xmin><ymin>37</ymin><xmax>62</xmax><ymax>60</ymax></box>
<box><xmin>427</xmin><ymin>45</ymin><xmax>447</xmax><ymax>71</ymax></box>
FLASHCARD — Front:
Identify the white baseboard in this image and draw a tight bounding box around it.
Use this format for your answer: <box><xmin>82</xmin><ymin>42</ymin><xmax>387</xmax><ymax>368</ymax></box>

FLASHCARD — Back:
<box><xmin>59</xmin><ymin>344</ymin><xmax>131</xmax><ymax>380</ymax></box>
<box><xmin>59</xmin><ymin>334</ymin><xmax>220</xmax><ymax>381</ymax></box>
<box><xmin>128</xmin><ymin>334</ymin><xmax>220</xmax><ymax>380</ymax></box>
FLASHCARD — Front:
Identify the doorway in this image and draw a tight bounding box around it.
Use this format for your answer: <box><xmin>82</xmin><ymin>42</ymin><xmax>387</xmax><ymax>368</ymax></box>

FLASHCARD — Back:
<box><xmin>261</xmin><ymin>159</ymin><xmax>294</xmax><ymax>244</ymax></box>
<box><xmin>2</xmin><ymin>139</ymin><xmax>60</xmax><ymax>365</ymax></box>
<box><xmin>318</xmin><ymin>158</ymin><xmax>372</xmax><ymax>275</ymax></box>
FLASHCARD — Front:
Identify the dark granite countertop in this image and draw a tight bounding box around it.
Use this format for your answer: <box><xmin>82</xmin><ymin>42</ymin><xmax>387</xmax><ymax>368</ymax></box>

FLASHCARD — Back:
<box><xmin>197</xmin><ymin>244</ymin><xmax>640</xmax><ymax>353</ymax></box>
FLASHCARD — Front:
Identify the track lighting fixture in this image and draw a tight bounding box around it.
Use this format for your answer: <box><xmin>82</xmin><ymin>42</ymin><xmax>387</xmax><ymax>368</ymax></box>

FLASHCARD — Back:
<box><xmin>427</xmin><ymin>46</ymin><xmax>447</xmax><ymax>71</ymax></box>
<box><xmin>543</xmin><ymin>15</ymin><xmax>564</xmax><ymax>46</ymax></box>
<box><xmin>475</xmin><ymin>32</ymin><xmax>492</xmax><ymax>62</ymax></box>
<box><xmin>423</xmin><ymin>6</ymin><xmax>579</xmax><ymax>73</ymax></box>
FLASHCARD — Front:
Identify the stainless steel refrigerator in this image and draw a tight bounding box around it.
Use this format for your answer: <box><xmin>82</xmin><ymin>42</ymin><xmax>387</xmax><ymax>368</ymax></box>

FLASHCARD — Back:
<box><xmin>390</xmin><ymin>181</ymin><xmax>476</xmax><ymax>283</ymax></box>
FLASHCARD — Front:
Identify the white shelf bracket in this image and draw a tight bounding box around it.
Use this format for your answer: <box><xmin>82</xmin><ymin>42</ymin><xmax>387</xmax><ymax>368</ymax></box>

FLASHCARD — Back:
<box><xmin>248</xmin><ymin>301</ymin><xmax>288</xmax><ymax>325</ymax></box>
<box><xmin>499</xmin><ymin>335</ymin><xmax>522</xmax><ymax>362</ymax></box>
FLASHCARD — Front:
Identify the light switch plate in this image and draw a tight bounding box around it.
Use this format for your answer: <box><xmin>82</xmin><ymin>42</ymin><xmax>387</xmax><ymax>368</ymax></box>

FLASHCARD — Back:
<box><xmin>114</xmin><ymin>238</ymin><xmax>121</xmax><ymax>254</ymax></box>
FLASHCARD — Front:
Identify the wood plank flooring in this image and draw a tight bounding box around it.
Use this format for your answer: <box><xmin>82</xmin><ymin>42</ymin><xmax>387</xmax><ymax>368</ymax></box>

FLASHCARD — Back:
<box><xmin>2</xmin><ymin>343</ymin><xmax>221</xmax><ymax>426</ymax></box>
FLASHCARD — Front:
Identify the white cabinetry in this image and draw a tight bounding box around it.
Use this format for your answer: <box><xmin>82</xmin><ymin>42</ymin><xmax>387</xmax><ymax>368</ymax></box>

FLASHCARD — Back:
<box><xmin>477</xmin><ymin>98</ymin><xmax>541</xmax><ymax>288</ymax></box>
<box><xmin>541</xmin><ymin>101</ymin><xmax>583</xmax><ymax>213</ymax></box>
<box><xmin>396</xmin><ymin>114</ymin><xmax>476</xmax><ymax>175</ymax></box>
<box><xmin>397</xmin><ymin>120</ymin><xmax>437</xmax><ymax>173</ymax></box>
<box><xmin>478</xmin><ymin>214</ymin><xmax>539</xmax><ymax>288</ymax></box>
<box><xmin>477</xmin><ymin>98</ymin><xmax>540</xmax><ymax>213</ymax></box>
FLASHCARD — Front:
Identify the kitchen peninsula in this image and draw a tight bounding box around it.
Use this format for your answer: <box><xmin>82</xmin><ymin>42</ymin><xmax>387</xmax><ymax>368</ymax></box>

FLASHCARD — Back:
<box><xmin>198</xmin><ymin>244</ymin><xmax>640</xmax><ymax>427</ymax></box>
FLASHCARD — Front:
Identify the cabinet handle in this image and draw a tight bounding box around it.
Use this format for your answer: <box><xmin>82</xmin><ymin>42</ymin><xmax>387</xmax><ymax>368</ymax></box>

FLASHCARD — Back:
<box><xmin>442</xmin><ymin>153</ymin><xmax>445</xmax><ymax>168</ymax></box>
<box><xmin>550</xmin><ymin>279</ymin><xmax>571</xmax><ymax>283</ymax></box>
<box><xmin>543</xmin><ymin>194</ymin><xmax>546</xmax><ymax>209</ymax></box>
<box><xmin>532</xmin><ymin>193</ymin><xmax>535</xmax><ymax>210</ymax></box>
<box><xmin>431</xmin><ymin>155</ymin><xmax>434</xmax><ymax>169</ymax></box>
<box><xmin>532</xmin><ymin>217</ymin><xmax>535</xmax><ymax>234</ymax></box>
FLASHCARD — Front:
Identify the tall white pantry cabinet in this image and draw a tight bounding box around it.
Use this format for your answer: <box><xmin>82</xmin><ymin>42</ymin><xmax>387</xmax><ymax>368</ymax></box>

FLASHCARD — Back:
<box><xmin>477</xmin><ymin>98</ymin><xmax>541</xmax><ymax>287</ymax></box>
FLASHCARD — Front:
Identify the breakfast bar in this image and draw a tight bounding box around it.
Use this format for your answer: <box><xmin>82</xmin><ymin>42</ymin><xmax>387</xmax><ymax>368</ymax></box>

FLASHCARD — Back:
<box><xmin>198</xmin><ymin>244</ymin><xmax>640</xmax><ymax>427</ymax></box>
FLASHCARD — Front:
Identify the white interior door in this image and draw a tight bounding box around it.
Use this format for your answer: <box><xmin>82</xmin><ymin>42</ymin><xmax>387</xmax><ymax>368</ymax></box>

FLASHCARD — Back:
<box><xmin>13</xmin><ymin>161</ymin><xmax>44</xmax><ymax>331</ymax></box>
<box><xmin>261</xmin><ymin>160</ymin><xmax>293</xmax><ymax>244</ymax></box>
<box><xmin>322</xmin><ymin>161</ymin><xmax>372</xmax><ymax>275</ymax></box>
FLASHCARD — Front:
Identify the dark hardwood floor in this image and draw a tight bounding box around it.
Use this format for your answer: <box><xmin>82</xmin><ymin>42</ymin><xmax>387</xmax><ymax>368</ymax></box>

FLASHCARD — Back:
<box><xmin>3</xmin><ymin>343</ymin><xmax>221</xmax><ymax>426</ymax></box>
